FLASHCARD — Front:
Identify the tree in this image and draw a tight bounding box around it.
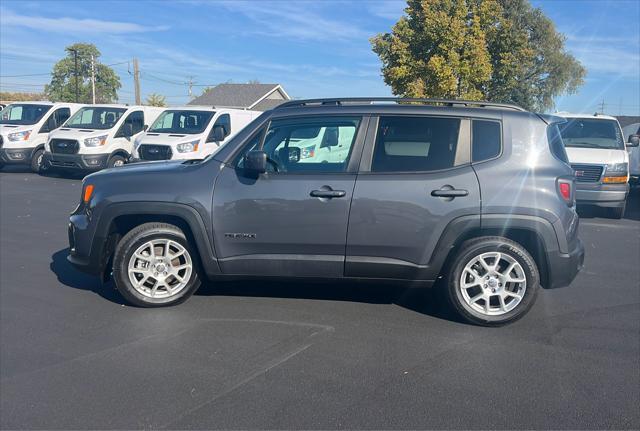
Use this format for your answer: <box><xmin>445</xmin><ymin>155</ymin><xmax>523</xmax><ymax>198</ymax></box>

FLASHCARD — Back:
<box><xmin>0</xmin><ymin>91</ymin><xmax>47</xmax><ymax>102</ymax></box>
<box><xmin>371</xmin><ymin>0</ymin><xmax>585</xmax><ymax>111</ymax></box>
<box><xmin>45</xmin><ymin>43</ymin><xmax>121</xmax><ymax>104</ymax></box>
<box><xmin>145</xmin><ymin>93</ymin><xmax>167</xmax><ymax>107</ymax></box>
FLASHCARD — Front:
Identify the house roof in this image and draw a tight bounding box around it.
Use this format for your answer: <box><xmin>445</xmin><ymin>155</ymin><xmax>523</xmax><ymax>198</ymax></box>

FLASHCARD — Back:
<box><xmin>188</xmin><ymin>83</ymin><xmax>290</xmax><ymax>110</ymax></box>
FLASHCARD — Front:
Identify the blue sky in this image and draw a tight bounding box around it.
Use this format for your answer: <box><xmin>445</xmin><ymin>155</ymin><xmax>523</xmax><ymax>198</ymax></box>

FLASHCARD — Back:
<box><xmin>1</xmin><ymin>0</ymin><xmax>638</xmax><ymax>114</ymax></box>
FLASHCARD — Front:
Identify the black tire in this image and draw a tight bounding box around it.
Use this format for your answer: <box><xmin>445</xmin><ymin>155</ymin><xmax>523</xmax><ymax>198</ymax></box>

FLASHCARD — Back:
<box><xmin>608</xmin><ymin>203</ymin><xmax>626</xmax><ymax>219</ymax></box>
<box><xmin>107</xmin><ymin>154</ymin><xmax>126</xmax><ymax>168</ymax></box>
<box><xmin>30</xmin><ymin>148</ymin><xmax>44</xmax><ymax>173</ymax></box>
<box><xmin>445</xmin><ymin>236</ymin><xmax>540</xmax><ymax>326</ymax></box>
<box><xmin>112</xmin><ymin>222</ymin><xmax>201</xmax><ymax>307</ymax></box>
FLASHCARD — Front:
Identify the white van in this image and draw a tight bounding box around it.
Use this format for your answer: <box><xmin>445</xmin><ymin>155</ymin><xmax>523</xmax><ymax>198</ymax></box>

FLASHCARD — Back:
<box><xmin>0</xmin><ymin>101</ymin><xmax>83</xmax><ymax>172</ymax></box>
<box><xmin>622</xmin><ymin>122</ymin><xmax>640</xmax><ymax>186</ymax></box>
<box><xmin>133</xmin><ymin>107</ymin><xmax>260</xmax><ymax>161</ymax></box>
<box><xmin>557</xmin><ymin>113</ymin><xmax>635</xmax><ymax>218</ymax></box>
<box><xmin>43</xmin><ymin>105</ymin><xmax>164</xmax><ymax>171</ymax></box>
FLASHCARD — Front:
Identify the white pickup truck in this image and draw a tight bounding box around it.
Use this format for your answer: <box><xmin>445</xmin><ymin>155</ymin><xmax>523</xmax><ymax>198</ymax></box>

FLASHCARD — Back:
<box><xmin>0</xmin><ymin>101</ymin><xmax>83</xmax><ymax>172</ymax></box>
<box><xmin>133</xmin><ymin>107</ymin><xmax>260</xmax><ymax>161</ymax></box>
<box><xmin>43</xmin><ymin>104</ymin><xmax>164</xmax><ymax>171</ymax></box>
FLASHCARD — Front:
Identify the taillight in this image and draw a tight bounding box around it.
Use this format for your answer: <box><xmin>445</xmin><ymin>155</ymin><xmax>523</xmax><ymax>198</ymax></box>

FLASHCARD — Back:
<box><xmin>557</xmin><ymin>178</ymin><xmax>573</xmax><ymax>206</ymax></box>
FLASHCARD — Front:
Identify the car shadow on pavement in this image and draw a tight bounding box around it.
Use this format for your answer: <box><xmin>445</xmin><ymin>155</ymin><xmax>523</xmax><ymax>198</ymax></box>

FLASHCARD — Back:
<box><xmin>50</xmin><ymin>248</ymin><xmax>125</xmax><ymax>303</ymax></box>
<box><xmin>576</xmin><ymin>189</ymin><xmax>640</xmax><ymax>221</ymax></box>
<box><xmin>197</xmin><ymin>279</ymin><xmax>460</xmax><ymax>323</ymax></box>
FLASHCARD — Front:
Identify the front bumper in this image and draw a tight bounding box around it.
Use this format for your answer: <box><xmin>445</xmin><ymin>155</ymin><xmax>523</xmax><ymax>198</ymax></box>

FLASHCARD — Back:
<box><xmin>575</xmin><ymin>182</ymin><xmax>629</xmax><ymax>208</ymax></box>
<box><xmin>44</xmin><ymin>152</ymin><xmax>109</xmax><ymax>171</ymax></box>
<box><xmin>68</xmin><ymin>212</ymin><xmax>109</xmax><ymax>276</ymax></box>
<box><xmin>0</xmin><ymin>147</ymin><xmax>36</xmax><ymax>165</ymax></box>
<box><xmin>546</xmin><ymin>238</ymin><xmax>585</xmax><ymax>289</ymax></box>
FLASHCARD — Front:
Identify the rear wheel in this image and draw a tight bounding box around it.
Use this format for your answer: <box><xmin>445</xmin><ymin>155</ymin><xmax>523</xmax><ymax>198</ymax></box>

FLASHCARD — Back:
<box><xmin>445</xmin><ymin>236</ymin><xmax>539</xmax><ymax>326</ymax></box>
<box><xmin>107</xmin><ymin>155</ymin><xmax>126</xmax><ymax>168</ymax></box>
<box><xmin>30</xmin><ymin>148</ymin><xmax>44</xmax><ymax>173</ymax></box>
<box><xmin>112</xmin><ymin>223</ymin><xmax>201</xmax><ymax>307</ymax></box>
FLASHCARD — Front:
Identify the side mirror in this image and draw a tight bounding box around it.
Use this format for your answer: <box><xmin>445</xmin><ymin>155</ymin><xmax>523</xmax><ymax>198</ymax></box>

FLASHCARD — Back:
<box><xmin>143</xmin><ymin>124</ymin><xmax>149</xmax><ymax>132</ymax></box>
<box><xmin>47</xmin><ymin>116</ymin><xmax>57</xmax><ymax>131</ymax></box>
<box><xmin>243</xmin><ymin>150</ymin><xmax>267</xmax><ymax>175</ymax></box>
<box><xmin>278</xmin><ymin>146</ymin><xmax>300</xmax><ymax>163</ymax></box>
<box><xmin>627</xmin><ymin>134</ymin><xmax>640</xmax><ymax>147</ymax></box>
<box><xmin>209</xmin><ymin>125</ymin><xmax>227</xmax><ymax>142</ymax></box>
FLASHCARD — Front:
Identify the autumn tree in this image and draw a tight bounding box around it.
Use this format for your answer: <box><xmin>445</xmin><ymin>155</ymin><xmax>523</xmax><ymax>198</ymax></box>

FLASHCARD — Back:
<box><xmin>45</xmin><ymin>43</ymin><xmax>121</xmax><ymax>103</ymax></box>
<box><xmin>371</xmin><ymin>0</ymin><xmax>585</xmax><ymax>111</ymax></box>
<box><xmin>145</xmin><ymin>93</ymin><xmax>167</xmax><ymax>107</ymax></box>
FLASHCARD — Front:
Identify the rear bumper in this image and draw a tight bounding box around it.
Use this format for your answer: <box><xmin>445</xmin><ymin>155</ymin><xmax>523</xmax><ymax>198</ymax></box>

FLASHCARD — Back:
<box><xmin>545</xmin><ymin>238</ymin><xmax>585</xmax><ymax>289</ymax></box>
<box><xmin>44</xmin><ymin>152</ymin><xmax>109</xmax><ymax>171</ymax></box>
<box><xmin>0</xmin><ymin>147</ymin><xmax>36</xmax><ymax>165</ymax></box>
<box><xmin>575</xmin><ymin>182</ymin><xmax>628</xmax><ymax>207</ymax></box>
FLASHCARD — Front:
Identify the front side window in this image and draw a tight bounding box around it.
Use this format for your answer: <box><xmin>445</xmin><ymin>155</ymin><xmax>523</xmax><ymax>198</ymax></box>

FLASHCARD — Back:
<box><xmin>372</xmin><ymin>116</ymin><xmax>461</xmax><ymax>172</ymax></box>
<box><xmin>559</xmin><ymin>118</ymin><xmax>624</xmax><ymax>150</ymax></box>
<box><xmin>123</xmin><ymin>111</ymin><xmax>144</xmax><ymax>135</ymax></box>
<box><xmin>66</xmin><ymin>107</ymin><xmax>126</xmax><ymax>130</ymax></box>
<box><xmin>213</xmin><ymin>114</ymin><xmax>231</xmax><ymax>135</ymax></box>
<box><xmin>260</xmin><ymin>116</ymin><xmax>361</xmax><ymax>173</ymax></box>
<box><xmin>0</xmin><ymin>104</ymin><xmax>52</xmax><ymax>125</ymax></box>
<box><xmin>148</xmin><ymin>110</ymin><xmax>214</xmax><ymax>134</ymax></box>
<box><xmin>472</xmin><ymin>120</ymin><xmax>501</xmax><ymax>162</ymax></box>
<box><xmin>41</xmin><ymin>108</ymin><xmax>71</xmax><ymax>133</ymax></box>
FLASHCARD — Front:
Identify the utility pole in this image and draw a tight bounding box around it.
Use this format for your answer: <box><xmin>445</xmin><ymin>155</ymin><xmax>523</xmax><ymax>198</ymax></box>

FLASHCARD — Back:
<box><xmin>133</xmin><ymin>58</ymin><xmax>141</xmax><ymax>105</ymax></box>
<box><xmin>90</xmin><ymin>55</ymin><xmax>96</xmax><ymax>104</ymax></box>
<box><xmin>70</xmin><ymin>49</ymin><xmax>79</xmax><ymax>103</ymax></box>
<box><xmin>599</xmin><ymin>99</ymin><xmax>605</xmax><ymax>115</ymax></box>
<box><xmin>188</xmin><ymin>76</ymin><xmax>195</xmax><ymax>99</ymax></box>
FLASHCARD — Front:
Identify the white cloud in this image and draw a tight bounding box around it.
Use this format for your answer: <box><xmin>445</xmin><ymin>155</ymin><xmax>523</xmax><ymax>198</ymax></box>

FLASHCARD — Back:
<box><xmin>0</xmin><ymin>8</ymin><xmax>169</xmax><ymax>34</ymax></box>
<box><xmin>366</xmin><ymin>0</ymin><xmax>406</xmax><ymax>20</ymax></box>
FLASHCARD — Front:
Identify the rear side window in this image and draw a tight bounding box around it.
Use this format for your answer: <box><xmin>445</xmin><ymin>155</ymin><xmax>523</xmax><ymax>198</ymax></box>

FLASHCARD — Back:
<box><xmin>372</xmin><ymin>116</ymin><xmax>461</xmax><ymax>172</ymax></box>
<box><xmin>547</xmin><ymin>124</ymin><xmax>569</xmax><ymax>164</ymax></box>
<box><xmin>472</xmin><ymin>120</ymin><xmax>501</xmax><ymax>162</ymax></box>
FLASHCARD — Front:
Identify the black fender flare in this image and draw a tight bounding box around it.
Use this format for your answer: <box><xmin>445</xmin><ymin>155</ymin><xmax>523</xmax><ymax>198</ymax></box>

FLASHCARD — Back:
<box><xmin>94</xmin><ymin>201</ymin><xmax>220</xmax><ymax>278</ymax></box>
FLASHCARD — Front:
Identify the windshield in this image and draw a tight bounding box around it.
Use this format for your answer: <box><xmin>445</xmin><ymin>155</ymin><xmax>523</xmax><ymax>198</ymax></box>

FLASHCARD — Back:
<box><xmin>559</xmin><ymin>118</ymin><xmax>624</xmax><ymax>150</ymax></box>
<box><xmin>148</xmin><ymin>110</ymin><xmax>215</xmax><ymax>134</ymax></box>
<box><xmin>66</xmin><ymin>106</ymin><xmax>127</xmax><ymax>130</ymax></box>
<box><xmin>0</xmin><ymin>104</ymin><xmax>52</xmax><ymax>125</ymax></box>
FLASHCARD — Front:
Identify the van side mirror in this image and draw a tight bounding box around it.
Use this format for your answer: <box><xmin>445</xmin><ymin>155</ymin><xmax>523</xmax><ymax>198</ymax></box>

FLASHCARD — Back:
<box><xmin>627</xmin><ymin>134</ymin><xmax>640</xmax><ymax>147</ymax></box>
<box><xmin>209</xmin><ymin>125</ymin><xmax>227</xmax><ymax>142</ymax></box>
<box><xmin>143</xmin><ymin>124</ymin><xmax>149</xmax><ymax>132</ymax></box>
<box><xmin>243</xmin><ymin>150</ymin><xmax>267</xmax><ymax>175</ymax></box>
<box><xmin>118</xmin><ymin>122</ymin><xmax>134</xmax><ymax>138</ymax></box>
<box><xmin>47</xmin><ymin>116</ymin><xmax>57</xmax><ymax>131</ymax></box>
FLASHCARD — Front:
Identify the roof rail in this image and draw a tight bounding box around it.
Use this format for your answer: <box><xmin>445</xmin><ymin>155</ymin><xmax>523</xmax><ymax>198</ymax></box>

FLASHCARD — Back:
<box><xmin>274</xmin><ymin>97</ymin><xmax>526</xmax><ymax>112</ymax></box>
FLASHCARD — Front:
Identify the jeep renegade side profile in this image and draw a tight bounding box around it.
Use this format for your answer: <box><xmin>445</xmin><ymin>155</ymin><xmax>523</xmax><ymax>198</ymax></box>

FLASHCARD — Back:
<box><xmin>68</xmin><ymin>98</ymin><xmax>584</xmax><ymax>326</ymax></box>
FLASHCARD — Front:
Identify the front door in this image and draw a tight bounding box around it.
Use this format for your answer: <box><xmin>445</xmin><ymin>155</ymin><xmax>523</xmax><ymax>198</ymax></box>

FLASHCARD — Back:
<box><xmin>212</xmin><ymin>115</ymin><xmax>368</xmax><ymax>277</ymax></box>
<box><xmin>346</xmin><ymin>115</ymin><xmax>481</xmax><ymax>280</ymax></box>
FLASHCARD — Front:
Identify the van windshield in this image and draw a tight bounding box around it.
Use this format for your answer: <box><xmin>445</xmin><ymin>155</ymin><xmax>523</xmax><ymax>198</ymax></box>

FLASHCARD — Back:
<box><xmin>148</xmin><ymin>110</ymin><xmax>214</xmax><ymax>134</ymax></box>
<box><xmin>66</xmin><ymin>107</ymin><xmax>127</xmax><ymax>130</ymax></box>
<box><xmin>0</xmin><ymin>104</ymin><xmax>52</xmax><ymax>125</ymax></box>
<box><xmin>559</xmin><ymin>118</ymin><xmax>624</xmax><ymax>150</ymax></box>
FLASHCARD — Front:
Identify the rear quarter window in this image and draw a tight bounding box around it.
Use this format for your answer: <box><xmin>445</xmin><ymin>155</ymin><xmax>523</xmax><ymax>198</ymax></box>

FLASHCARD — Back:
<box><xmin>547</xmin><ymin>124</ymin><xmax>570</xmax><ymax>164</ymax></box>
<box><xmin>472</xmin><ymin>120</ymin><xmax>501</xmax><ymax>162</ymax></box>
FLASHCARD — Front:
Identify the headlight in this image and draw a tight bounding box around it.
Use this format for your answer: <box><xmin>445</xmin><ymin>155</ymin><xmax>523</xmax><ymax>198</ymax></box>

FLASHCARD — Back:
<box><xmin>605</xmin><ymin>163</ymin><xmax>628</xmax><ymax>174</ymax></box>
<box><xmin>84</xmin><ymin>135</ymin><xmax>108</xmax><ymax>147</ymax></box>
<box><xmin>176</xmin><ymin>140</ymin><xmax>200</xmax><ymax>153</ymax></box>
<box><xmin>7</xmin><ymin>130</ymin><xmax>31</xmax><ymax>141</ymax></box>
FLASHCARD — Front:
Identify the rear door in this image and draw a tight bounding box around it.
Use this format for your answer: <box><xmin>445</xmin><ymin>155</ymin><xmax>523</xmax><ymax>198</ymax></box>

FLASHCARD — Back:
<box><xmin>212</xmin><ymin>115</ymin><xmax>368</xmax><ymax>277</ymax></box>
<box><xmin>346</xmin><ymin>115</ymin><xmax>481</xmax><ymax>280</ymax></box>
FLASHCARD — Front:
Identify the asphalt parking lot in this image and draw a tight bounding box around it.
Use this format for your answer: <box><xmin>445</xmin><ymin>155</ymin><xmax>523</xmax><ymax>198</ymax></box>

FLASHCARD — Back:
<box><xmin>1</xmin><ymin>167</ymin><xmax>639</xmax><ymax>430</ymax></box>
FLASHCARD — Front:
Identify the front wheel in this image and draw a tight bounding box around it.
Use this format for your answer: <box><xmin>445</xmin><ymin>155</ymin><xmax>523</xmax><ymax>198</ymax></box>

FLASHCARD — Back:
<box><xmin>30</xmin><ymin>148</ymin><xmax>45</xmax><ymax>173</ymax></box>
<box><xmin>112</xmin><ymin>223</ymin><xmax>202</xmax><ymax>307</ymax></box>
<box><xmin>445</xmin><ymin>236</ymin><xmax>540</xmax><ymax>326</ymax></box>
<box><xmin>107</xmin><ymin>155</ymin><xmax>126</xmax><ymax>168</ymax></box>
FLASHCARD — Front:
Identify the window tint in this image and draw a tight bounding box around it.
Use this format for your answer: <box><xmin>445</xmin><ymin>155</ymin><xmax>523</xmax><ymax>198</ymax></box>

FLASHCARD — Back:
<box><xmin>547</xmin><ymin>124</ymin><xmax>569</xmax><ymax>164</ymax></box>
<box><xmin>55</xmin><ymin>108</ymin><xmax>71</xmax><ymax>126</ymax></box>
<box><xmin>372</xmin><ymin>116</ymin><xmax>461</xmax><ymax>172</ymax></box>
<box><xmin>472</xmin><ymin>120</ymin><xmax>501</xmax><ymax>162</ymax></box>
<box><xmin>125</xmin><ymin>111</ymin><xmax>145</xmax><ymax>135</ymax></box>
<box><xmin>213</xmin><ymin>114</ymin><xmax>231</xmax><ymax>136</ymax></box>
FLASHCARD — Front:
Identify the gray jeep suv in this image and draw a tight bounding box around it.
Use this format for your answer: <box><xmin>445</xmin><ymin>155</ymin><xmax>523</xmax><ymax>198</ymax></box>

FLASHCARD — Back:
<box><xmin>68</xmin><ymin>98</ymin><xmax>584</xmax><ymax>326</ymax></box>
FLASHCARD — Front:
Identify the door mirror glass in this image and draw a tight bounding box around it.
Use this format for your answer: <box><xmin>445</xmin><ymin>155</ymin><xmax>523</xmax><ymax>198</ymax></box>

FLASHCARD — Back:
<box><xmin>119</xmin><ymin>122</ymin><xmax>134</xmax><ymax>138</ymax></box>
<box><xmin>209</xmin><ymin>125</ymin><xmax>227</xmax><ymax>142</ymax></box>
<box><xmin>244</xmin><ymin>150</ymin><xmax>267</xmax><ymax>175</ymax></box>
<box><xmin>627</xmin><ymin>134</ymin><xmax>640</xmax><ymax>147</ymax></box>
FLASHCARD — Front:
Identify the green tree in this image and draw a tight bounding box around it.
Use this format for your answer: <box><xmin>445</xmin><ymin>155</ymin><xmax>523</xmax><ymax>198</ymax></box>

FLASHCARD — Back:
<box><xmin>45</xmin><ymin>43</ymin><xmax>121</xmax><ymax>103</ymax></box>
<box><xmin>0</xmin><ymin>91</ymin><xmax>47</xmax><ymax>102</ymax></box>
<box><xmin>371</xmin><ymin>0</ymin><xmax>585</xmax><ymax>111</ymax></box>
<box><xmin>145</xmin><ymin>93</ymin><xmax>167</xmax><ymax>107</ymax></box>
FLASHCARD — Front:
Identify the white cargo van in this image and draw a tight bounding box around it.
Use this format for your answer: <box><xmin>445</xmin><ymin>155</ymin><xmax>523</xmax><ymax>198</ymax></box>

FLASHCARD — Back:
<box><xmin>133</xmin><ymin>107</ymin><xmax>260</xmax><ymax>161</ymax></box>
<box><xmin>622</xmin><ymin>122</ymin><xmax>640</xmax><ymax>186</ymax></box>
<box><xmin>557</xmin><ymin>113</ymin><xmax>636</xmax><ymax>218</ymax></box>
<box><xmin>0</xmin><ymin>101</ymin><xmax>83</xmax><ymax>172</ymax></box>
<box><xmin>43</xmin><ymin>105</ymin><xmax>163</xmax><ymax>171</ymax></box>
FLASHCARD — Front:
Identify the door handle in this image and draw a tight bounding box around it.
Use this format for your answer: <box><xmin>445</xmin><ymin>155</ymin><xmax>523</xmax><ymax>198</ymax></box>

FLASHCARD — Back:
<box><xmin>431</xmin><ymin>188</ymin><xmax>469</xmax><ymax>198</ymax></box>
<box><xmin>310</xmin><ymin>189</ymin><xmax>346</xmax><ymax>198</ymax></box>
